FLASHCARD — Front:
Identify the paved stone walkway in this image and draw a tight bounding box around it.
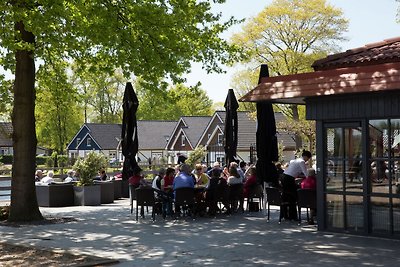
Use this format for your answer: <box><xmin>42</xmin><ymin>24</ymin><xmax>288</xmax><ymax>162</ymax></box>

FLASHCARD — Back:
<box><xmin>1</xmin><ymin>199</ymin><xmax>400</xmax><ymax>266</ymax></box>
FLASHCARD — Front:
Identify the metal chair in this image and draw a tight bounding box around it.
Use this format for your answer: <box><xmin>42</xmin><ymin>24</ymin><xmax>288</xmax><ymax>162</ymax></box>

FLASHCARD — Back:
<box><xmin>174</xmin><ymin>187</ymin><xmax>196</xmax><ymax>217</ymax></box>
<box><xmin>129</xmin><ymin>184</ymin><xmax>138</xmax><ymax>214</ymax></box>
<box><xmin>246</xmin><ymin>184</ymin><xmax>263</xmax><ymax>212</ymax></box>
<box><xmin>215</xmin><ymin>179</ymin><xmax>229</xmax><ymax>213</ymax></box>
<box><xmin>297</xmin><ymin>189</ymin><xmax>317</xmax><ymax>225</ymax></box>
<box><xmin>228</xmin><ymin>183</ymin><xmax>244</xmax><ymax>213</ymax></box>
<box><xmin>135</xmin><ymin>187</ymin><xmax>156</xmax><ymax>221</ymax></box>
<box><xmin>265</xmin><ymin>187</ymin><xmax>284</xmax><ymax>223</ymax></box>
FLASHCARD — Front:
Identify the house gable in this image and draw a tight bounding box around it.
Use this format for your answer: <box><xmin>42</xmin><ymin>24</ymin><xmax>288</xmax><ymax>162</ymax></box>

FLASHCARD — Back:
<box><xmin>76</xmin><ymin>132</ymin><xmax>101</xmax><ymax>150</ymax></box>
<box><xmin>196</xmin><ymin>112</ymin><xmax>224</xmax><ymax>147</ymax></box>
<box><xmin>205</xmin><ymin>125</ymin><xmax>224</xmax><ymax>147</ymax></box>
<box><xmin>66</xmin><ymin>124</ymin><xmax>90</xmax><ymax>150</ymax></box>
<box><xmin>85</xmin><ymin>123</ymin><xmax>121</xmax><ymax>150</ymax></box>
<box><xmin>168</xmin><ymin>128</ymin><xmax>193</xmax><ymax>151</ymax></box>
<box><xmin>165</xmin><ymin>118</ymin><xmax>188</xmax><ymax>150</ymax></box>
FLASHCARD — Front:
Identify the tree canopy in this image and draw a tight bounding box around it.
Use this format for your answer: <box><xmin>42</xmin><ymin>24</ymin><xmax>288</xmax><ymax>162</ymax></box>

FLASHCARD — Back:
<box><xmin>0</xmin><ymin>0</ymin><xmax>241</xmax><ymax>222</ymax></box>
<box><xmin>231</xmin><ymin>0</ymin><xmax>348</xmax><ymax>149</ymax></box>
<box><xmin>232</xmin><ymin>0</ymin><xmax>348</xmax><ymax>75</ymax></box>
<box><xmin>136</xmin><ymin>82</ymin><xmax>213</xmax><ymax>121</ymax></box>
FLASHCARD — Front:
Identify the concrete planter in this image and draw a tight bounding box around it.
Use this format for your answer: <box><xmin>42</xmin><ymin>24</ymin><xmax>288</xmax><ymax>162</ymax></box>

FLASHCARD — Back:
<box><xmin>36</xmin><ymin>184</ymin><xmax>74</xmax><ymax>207</ymax></box>
<box><xmin>94</xmin><ymin>181</ymin><xmax>114</xmax><ymax>204</ymax></box>
<box><xmin>73</xmin><ymin>185</ymin><xmax>101</xmax><ymax>206</ymax></box>
<box><xmin>112</xmin><ymin>180</ymin><xmax>122</xmax><ymax>199</ymax></box>
<box><xmin>121</xmin><ymin>179</ymin><xmax>129</xmax><ymax>198</ymax></box>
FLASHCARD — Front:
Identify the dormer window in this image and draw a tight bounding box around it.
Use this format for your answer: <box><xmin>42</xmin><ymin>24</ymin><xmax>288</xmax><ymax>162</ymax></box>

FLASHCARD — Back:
<box><xmin>181</xmin><ymin>134</ymin><xmax>185</xmax><ymax>146</ymax></box>
<box><xmin>77</xmin><ymin>138</ymin><xmax>81</xmax><ymax>147</ymax></box>
<box><xmin>87</xmin><ymin>138</ymin><xmax>92</xmax><ymax>147</ymax></box>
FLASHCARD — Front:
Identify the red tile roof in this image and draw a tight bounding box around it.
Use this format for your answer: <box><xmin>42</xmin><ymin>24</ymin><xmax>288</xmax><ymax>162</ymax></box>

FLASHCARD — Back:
<box><xmin>240</xmin><ymin>62</ymin><xmax>400</xmax><ymax>104</ymax></box>
<box><xmin>312</xmin><ymin>37</ymin><xmax>400</xmax><ymax>71</ymax></box>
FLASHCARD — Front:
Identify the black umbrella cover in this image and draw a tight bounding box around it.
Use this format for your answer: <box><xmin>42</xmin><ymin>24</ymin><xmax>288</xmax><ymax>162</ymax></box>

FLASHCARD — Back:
<box><xmin>256</xmin><ymin>102</ymin><xmax>279</xmax><ymax>186</ymax></box>
<box><xmin>255</xmin><ymin>64</ymin><xmax>279</xmax><ymax>186</ymax></box>
<box><xmin>224</xmin><ymin>89</ymin><xmax>239</xmax><ymax>166</ymax></box>
<box><xmin>121</xmin><ymin>82</ymin><xmax>139</xmax><ymax>180</ymax></box>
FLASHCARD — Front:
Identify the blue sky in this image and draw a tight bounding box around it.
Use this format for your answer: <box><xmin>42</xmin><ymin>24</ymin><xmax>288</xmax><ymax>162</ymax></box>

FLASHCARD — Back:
<box><xmin>185</xmin><ymin>0</ymin><xmax>400</xmax><ymax>103</ymax></box>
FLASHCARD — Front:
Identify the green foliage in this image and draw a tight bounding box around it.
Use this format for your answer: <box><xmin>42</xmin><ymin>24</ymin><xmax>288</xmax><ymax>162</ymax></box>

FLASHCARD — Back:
<box><xmin>1</xmin><ymin>0</ymin><xmax>242</xmax><ymax>221</ymax></box>
<box><xmin>45</xmin><ymin>157</ymin><xmax>54</xmax><ymax>168</ymax></box>
<box><xmin>69</xmin><ymin>65</ymin><xmax>125</xmax><ymax>123</ymax></box>
<box><xmin>58</xmin><ymin>155</ymin><xmax>68</xmax><ymax>167</ymax></box>
<box><xmin>0</xmin><ymin>78</ymin><xmax>13</xmax><ymax>121</ymax></box>
<box><xmin>137</xmin><ymin>82</ymin><xmax>214</xmax><ymax>120</ymax></box>
<box><xmin>0</xmin><ymin>155</ymin><xmax>13</xmax><ymax>164</ymax></box>
<box><xmin>230</xmin><ymin>69</ymin><xmax>259</xmax><ymax>114</ymax></box>
<box><xmin>36</xmin><ymin>60</ymin><xmax>82</xmax><ymax>153</ymax></box>
<box><xmin>231</xmin><ymin>0</ymin><xmax>348</xmax><ymax>149</ymax></box>
<box><xmin>277</xmin><ymin>116</ymin><xmax>316</xmax><ymax>152</ymax></box>
<box><xmin>73</xmin><ymin>152</ymin><xmax>108</xmax><ymax>186</ymax></box>
<box><xmin>169</xmin><ymin>83</ymin><xmax>213</xmax><ymax>117</ymax></box>
<box><xmin>186</xmin><ymin>146</ymin><xmax>207</xmax><ymax>167</ymax></box>
<box><xmin>232</xmin><ymin>0</ymin><xmax>349</xmax><ymax>76</ymax></box>
<box><xmin>36</xmin><ymin>156</ymin><xmax>48</xmax><ymax>166</ymax></box>
<box><xmin>1</xmin><ymin>0</ymin><xmax>241</xmax><ymax>83</ymax></box>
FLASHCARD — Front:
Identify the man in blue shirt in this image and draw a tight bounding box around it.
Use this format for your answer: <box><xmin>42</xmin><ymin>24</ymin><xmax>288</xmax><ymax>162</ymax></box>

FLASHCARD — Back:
<box><xmin>173</xmin><ymin>164</ymin><xmax>195</xmax><ymax>190</ymax></box>
<box><xmin>173</xmin><ymin>164</ymin><xmax>195</xmax><ymax>216</ymax></box>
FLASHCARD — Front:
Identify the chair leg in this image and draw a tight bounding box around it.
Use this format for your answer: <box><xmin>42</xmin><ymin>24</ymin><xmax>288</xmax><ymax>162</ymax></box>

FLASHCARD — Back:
<box><xmin>278</xmin><ymin>205</ymin><xmax>282</xmax><ymax>224</ymax></box>
<box><xmin>267</xmin><ymin>203</ymin><xmax>270</xmax><ymax>222</ymax></box>
<box><xmin>136</xmin><ymin>203</ymin><xmax>139</xmax><ymax>221</ymax></box>
<box><xmin>298</xmin><ymin>205</ymin><xmax>301</xmax><ymax>225</ymax></box>
<box><xmin>306</xmin><ymin>208</ymin><xmax>310</xmax><ymax>222</ymax></box>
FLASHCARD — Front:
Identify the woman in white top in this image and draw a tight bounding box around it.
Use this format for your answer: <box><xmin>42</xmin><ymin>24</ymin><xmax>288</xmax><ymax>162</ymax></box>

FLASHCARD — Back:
<box><xmin>40</xmin><ymin>171</ymin><xmax>55</xmax><ymax>184</ymax></box>
<box><xmin>227</xmin><ymin>166</ymin><xmax>243</xmax><ymax>185</ymax></box>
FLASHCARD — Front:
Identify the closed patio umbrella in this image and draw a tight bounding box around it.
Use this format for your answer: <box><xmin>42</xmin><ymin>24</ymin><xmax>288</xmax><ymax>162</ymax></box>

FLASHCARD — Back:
<box><xmin>224</xmin><ymin>88</ymin><xmax>239</xmax><ymax>167</ymax></box>
<box><xmin>256</xmin><ymin>65</ymin><xmax>279</xmax><ymax>186</ymax></box>
<box><xmin>121</xmin><ymin>82</ymin><xmax>140</xmax><ymax>181</ymax></box>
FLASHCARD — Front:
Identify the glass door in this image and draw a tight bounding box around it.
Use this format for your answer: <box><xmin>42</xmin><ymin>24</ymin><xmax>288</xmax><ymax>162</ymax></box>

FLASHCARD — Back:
<box><xmin>324</xmin><ymin>123</ymin><xmax>364</xmax><ymax>232</ymax></box>
<box><xmin>369</xmin><ymin>119</ymin><xmax>400</xmax><ymax>236</ymax></box>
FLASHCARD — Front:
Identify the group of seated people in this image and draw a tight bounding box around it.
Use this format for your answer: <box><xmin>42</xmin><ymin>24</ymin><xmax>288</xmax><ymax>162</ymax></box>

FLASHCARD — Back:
<box><xmin>34</xmin><ymin>168</ymin><xmax>106</xmax><ymax>184</ymax></box>
<box><xmin>128</xmin><ymin>160</ymin><xmax>260</xmax><ymax>218</ymax></box>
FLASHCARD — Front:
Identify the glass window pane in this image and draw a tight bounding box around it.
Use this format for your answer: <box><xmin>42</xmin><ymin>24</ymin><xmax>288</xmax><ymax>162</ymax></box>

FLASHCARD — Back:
<box><xmin>326</xmin><ymin>160</ymin><xmax>344</xmax><ymax>192</ymax></box>
<box><xmin>371</xmin><ymin>197</ymin><xmax>391</xmax><ymax>234</ymax></box>
<box><xmin>371</xmin><ymin>160</ymin><xmax>390</xmax><ymax>194</ymax></box>
<box><xmin>326</xmin><ymin>194</ymin><xmax>344</xmax><ymax>229</ymax></box>
<box><xmin>370</xmin><ymin>119</ymin><xmax>389</xmax><ymax>158</ymax></box>
<box><xmin>394</xmin><ymin>196</ymin><xmax>400</xmax><ymax>235</ymax></box>
<box><xmin>346</xmin><ymin>160</ymin><xmax>363</xmax><ymax>192</ymax></box>
<box><xmin>327</xmin><ymin>128</ymin><xmax>343</xmax><ymax>158</ymax></box>
<box><xmin>391</xmin><ymin>119</ymin><xmax>400</xmax><ymax>158</ymax></box>
<box><xmin>345</xmin><ymin>127</ymin><xmax>362</xmax><ymax>159</ymax></box>
<box><xmin>346</xmin><ymin>195</ymin><xmax>364</xmax><ymax>232</ymax></box>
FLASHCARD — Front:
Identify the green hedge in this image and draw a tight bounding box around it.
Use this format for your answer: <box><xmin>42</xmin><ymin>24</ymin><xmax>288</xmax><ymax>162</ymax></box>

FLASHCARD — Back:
<box><xmin>36</xmin><ymin>156</ymin><xmax>47</xmax><ymax>165</ymax></box>
<box><xmin>0</xmin><ymin>155</ymin><xmax>13</xmax><ymax>164</ymax></box>
<box><xmin>0</xmin><ymin>154</ymin><xmax>73</xmax><ymax>167</ymax></box>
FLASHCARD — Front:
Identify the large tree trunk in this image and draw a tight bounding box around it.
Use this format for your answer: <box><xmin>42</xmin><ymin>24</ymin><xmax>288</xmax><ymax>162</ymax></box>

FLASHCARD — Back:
<box><xmin>8</xmin><ymin>20</ymin><xmax>43</xmax><ymax>222</ymax></box>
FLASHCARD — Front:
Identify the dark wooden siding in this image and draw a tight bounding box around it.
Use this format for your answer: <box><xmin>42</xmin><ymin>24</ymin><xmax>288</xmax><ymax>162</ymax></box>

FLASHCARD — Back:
<box><xmin>306</xmin><ymin>91</ymin><xmax>400</xmax><ymax>120</ymax></box>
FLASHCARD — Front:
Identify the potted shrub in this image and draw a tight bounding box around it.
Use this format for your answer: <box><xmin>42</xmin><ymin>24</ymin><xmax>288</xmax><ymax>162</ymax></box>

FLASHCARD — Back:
<box><xmin>73</xmin><ymin>151</ymin><xmax>107</xmax><ymax>206</ymax></box>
